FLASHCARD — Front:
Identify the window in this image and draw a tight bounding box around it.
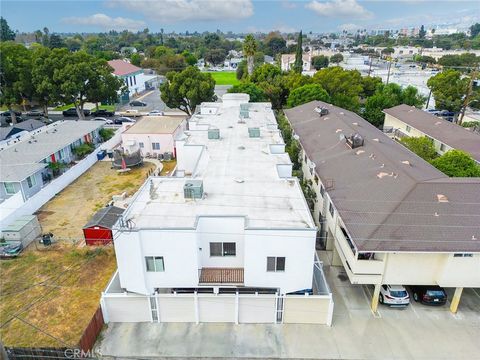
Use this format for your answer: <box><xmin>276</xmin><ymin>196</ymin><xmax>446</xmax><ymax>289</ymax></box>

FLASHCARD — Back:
<box><xmin>152</xmin><ymin>142</ymin><xmax>160</xmax><ymax>150</ymax></box>
<box><xmin>320</xmin><ymin>185</ymin><xmax>325</xmax><ymax>197</ymax></box>
<box><xmin>210</xmin><ymin>242</ymin><xmax>236</xmax><ymax>257</ymax></box>
<box><xmin>149</xmin><ymin>297</ymin><xmax>158</xmax><ymax>321</ymax></box>
<box><xmin>145</xmin><ymin>256</ymin><xmax>165</xmax><ymax>272</ymax></box>
<box><xmin>125</xmin><ymin>78</ymin><xmax>129</xmax><ymax>87</ymax></box>
<box><xmin>4</xmin><ymin>182</ymin><xmax>16</xmax><ymax>195</ymax></box>
<box><xmin>405</xmin><ymin>125</ymin><xmax>411</xmax><ymax>132</ymax></box>
<box><xmin>267</xmin><ymin>257</ymin><xmax>285</xmax><ymax>272</ymax></box>
<box><xmin>440</xmin><ymin>143</ymin><xmax>446</xmax><ymax>151</ymax></box>
<box><xmin>133</xmin><ymin>76</ymin><xmax>136</xmax><ymax>85</ymax></box>
<box><xmin>329</xmin><ymin>202</ymin><xmax>334</xmax><ymax>217</ymax></box>
<box><xmin>454</xmin><ymin>253</ymin><xmax>473</xmax><ymax>258</ymax></box>
<box><xmin>26</xmin><ymin>175</ymin><xmax>36</xmax><ymax>188</ymax></box>
<box><xmin>139</xmin><ymin>142</ymin><xmax>144</xmax><ymax>148</ymax></box>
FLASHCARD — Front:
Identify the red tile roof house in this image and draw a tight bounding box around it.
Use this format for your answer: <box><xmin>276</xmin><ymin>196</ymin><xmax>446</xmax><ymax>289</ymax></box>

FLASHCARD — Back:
<box><xmin>107</xmin><ymin>60</ymin><xmax>148</xmax><ymax>99</ymax></box>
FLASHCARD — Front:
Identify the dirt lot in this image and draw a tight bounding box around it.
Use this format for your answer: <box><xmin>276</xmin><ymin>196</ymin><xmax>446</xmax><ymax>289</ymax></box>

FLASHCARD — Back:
<box><xmin>36</xmin><ymin>161</ymin><xmax>155</xmax><ymax>241</ymax></box>
<box><xmin>0</xmin><ymin>245</ymin><xmax>116</xmax><ymax>347</ymax></box>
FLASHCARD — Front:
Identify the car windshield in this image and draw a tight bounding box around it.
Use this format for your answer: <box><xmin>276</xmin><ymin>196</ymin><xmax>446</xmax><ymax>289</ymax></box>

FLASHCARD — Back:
<box><xmin>427</xmin><ymin>290</ymin><xmax>445</xmax><ymax>296</ymax></box>
<box><xmin>390</xmin><ymin>290</ymin><xmax>407</xmax><ymax>298</ymax></box>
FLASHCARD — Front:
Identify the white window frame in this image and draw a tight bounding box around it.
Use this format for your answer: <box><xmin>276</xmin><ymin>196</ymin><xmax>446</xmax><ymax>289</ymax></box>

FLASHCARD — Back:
<box><xmin>267</xmin><ymin>256</ymin><xmax>286</xmax><ymax>272</ymax></box>
<box><xmin>209</xmin><ymin>242</ymin><xmax>236</xmax><ymax>257</ymax></box>
<box><xmin>152</xmin><ymin>142</ymin><xmax>160</xmax><ymax>150</ymax></box>
<box><xmin>4</xmin><ymin>182</ymin><xmax>16</xmax><ymax>195</ymax></box>
<box><xmin>145</xmin><ymin>256</ymin><xmax>165</xmax><ymax>272</ymax></box>
<box><xmin>26</xmin><ymin>175</ymin><xmax>36</xmax><ymax>188</ymax></box>
<box><xmin>139</xmin><ymin>142</ymin><xmax>144</xmax><ymax>148</ymax></box>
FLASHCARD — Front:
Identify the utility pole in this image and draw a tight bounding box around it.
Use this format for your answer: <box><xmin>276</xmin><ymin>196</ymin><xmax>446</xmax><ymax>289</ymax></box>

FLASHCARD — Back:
<box><xmin>368</xmin><ymin>56</ymin><xmax>372</xmax><ymax>76</ymax></box>
<box><xmin>458</xmin><ymin>67</ymin><xmax>478</xmax><ymax>125</ymax></box>
<box><xmin>425</xmin><ymin>88</ymin><xmax>432</xmax><ymax>109</ymax></box>
<box><xmin>386</xmin><ymin>60</ymin><xmax>392</xmax><ymax>85</ymax></box>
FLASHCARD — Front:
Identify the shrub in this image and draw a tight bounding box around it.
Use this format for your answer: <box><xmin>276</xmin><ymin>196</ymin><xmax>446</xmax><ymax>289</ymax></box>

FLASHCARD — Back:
<box><xmin>99</xmin><ymin>128</ymin><xmax>115</xmax><ymax>141</ymax></box>
<box><xmin>72</xmin><ymin>143</ymin><xmax>95</xmax><ymax>158</ymax></box>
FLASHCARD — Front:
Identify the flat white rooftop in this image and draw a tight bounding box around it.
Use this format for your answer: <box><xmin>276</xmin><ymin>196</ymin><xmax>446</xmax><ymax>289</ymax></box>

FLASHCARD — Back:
<box><xmin>121</xmin><ymin>95</ymin><xmax>315</xmax><ymax>230</ymax></box>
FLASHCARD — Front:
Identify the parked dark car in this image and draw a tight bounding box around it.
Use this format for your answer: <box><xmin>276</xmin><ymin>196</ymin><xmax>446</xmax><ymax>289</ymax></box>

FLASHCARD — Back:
<box><xmin>62</xmin><ymin>108</ymin><xmax>91</xmax><ymax>117</ymax></box>
<box><xmin>26</xmin><ymin>110</ymin><xmax>45</xmax><ymax>118</ymax></box>
<box><xmin>113</xmin><ymin>117</ymin><xmax>135</xmax><ymax>125</ymax></box>
<box><xmin>0</xmin><ymin>241</ymin><xmax>23</xmax><ymax>258</ymax></box>
<box><xmin>1</xmin><ymin>110</ymin><xmax>22</xmax><ymax>117</ymax></box>
<box><xmin>91</xmin><ymin>109</ymin><xmax>115</xmax><ymax>117</ymax></box>
<box><xmin>1</xmin><ymin>110</ymin><xmax>23</xmax><ymax>123</ymax></box>
<box><xmin>410</xmin><ymin>286</ymin><xmax>447</xmax><ymax>305</ymax></box>
<box><xmin>129</xmin><ymin>100</ymin><xmax>147</xmax><ymax>107</ymax></box>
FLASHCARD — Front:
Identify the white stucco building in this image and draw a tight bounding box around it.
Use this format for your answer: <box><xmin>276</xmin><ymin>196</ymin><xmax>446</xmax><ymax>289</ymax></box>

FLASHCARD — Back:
<box><xmin>101</xmin><ymin>94</ymin><xmax>333</xmax><ymax>325</ymax></box>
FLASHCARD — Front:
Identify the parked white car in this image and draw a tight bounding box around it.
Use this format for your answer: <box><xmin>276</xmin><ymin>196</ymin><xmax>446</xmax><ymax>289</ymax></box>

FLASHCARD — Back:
<box><xmin>148</xmin><ymin>110</ymin><xmax>164</xmax><ymax>116</ymax></box>
<box><xmin>379</xmin><ymin>285</ymin><xmax>410</xmax><ymax>306</ymax></box>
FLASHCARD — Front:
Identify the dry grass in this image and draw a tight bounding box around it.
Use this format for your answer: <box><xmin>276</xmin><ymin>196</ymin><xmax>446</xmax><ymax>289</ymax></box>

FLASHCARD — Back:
<box><xmin>36</xmin><ymin>161</ymin><xmax>155</xmax><ymax>241</ymax></box>
<box><xmin>0</xmin><ymin>245</ymin><xmax>116</xmax><ymax>347</ymax></box>
<box><xmin>0</xmin><ymin>161</ymin><xmax>155</xmax><ymax>347</ymax></box>
<box><xmin>160</xmin><ymin>160</ymin><xmax>177</xmax><ymax>176</ymax></box>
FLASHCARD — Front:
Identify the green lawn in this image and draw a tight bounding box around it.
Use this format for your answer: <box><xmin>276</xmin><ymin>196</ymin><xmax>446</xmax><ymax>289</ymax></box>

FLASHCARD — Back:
<box><xmin>53</xmin><ymin>104</ymin><xmax>115</xmax><ymax>111</ymax></box>
<box><xmin>208</xmin><ymin>71</ymin><xmax>240</xmax><ymax>86</ymax></box>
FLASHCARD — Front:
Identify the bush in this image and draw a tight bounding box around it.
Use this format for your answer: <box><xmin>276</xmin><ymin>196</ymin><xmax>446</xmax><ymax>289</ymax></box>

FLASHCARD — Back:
<box><xmin>99</xmin><ymin>128</ymin><xmax>115</xmax><ymax>141</ymax></box>
<box><xmin>430</xmin><ymin>150</ymin><xmax>480</xmax><ymax>177</ymax></box>
<box><xmin>227</xmin><ymin>82</ymin><xmax>267</xmax><ymax>102</ymax></box>
<box><xmin>72</xmin><ymin>143</ymin><xmax>95</xmax><ymax>158</ymax></box>
<box><xmin>400</xmin><ymin>137</ymin><xmax>438</xmax><ymax>162</ymax></box>
<box><xmin>287</xmin><ymin>84</ymin><xmax>330</xmax><ymax>108</ymax></box>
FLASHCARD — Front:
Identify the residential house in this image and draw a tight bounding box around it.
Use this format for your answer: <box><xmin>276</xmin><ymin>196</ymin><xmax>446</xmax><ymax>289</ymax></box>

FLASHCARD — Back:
<box><xmin>285</xmin><ymin>101</ymin><xmax>480</xmax><ymax>314</ymax></box>
<box><xmin>121</xmin><ymin>115</ymin><xmax>187</xmax><ymax>157</ymax></box>
<box><xmin>0</xmin><ymin>119</ymin><xmax>45</xmax><ymax>146</ymax></box>
<box><xmin>0</xmin><ymin>121</ymin><xmax>103</xmax><ymax>202</ymax></box>
<box><xmin>383</xmin><ymin>104</ymin><xmax>480</xmax><ymax>163</ymax></box>
<box><xmin>108</xmin><ymin>60</ymin><xmax>148</xmax><ymax>99</ymax></box>
<box><xmin>101</xmin><ymin>94</ymin><xmax>333</xmax><ymax>325</ymax></box>
<box><xmin>223</xmin><ymin>57</ymin><xmax>243</xmax><ymax>70</ymax></box>
<box><xmin>392</xmin><ymin>46</ymin><xmax>420</xmax><ymax>59</ymax></box>
<box><xmin>281</xmin><ymin>53</ymin><xmax>312</xmax><ymax>72</ymax></box>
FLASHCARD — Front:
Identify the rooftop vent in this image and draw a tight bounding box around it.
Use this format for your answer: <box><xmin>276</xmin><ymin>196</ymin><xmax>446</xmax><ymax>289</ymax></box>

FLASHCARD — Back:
<box><xmin>437</xmin><ymin>194</ymin><xmax>448</xmax><ymax>203</ymax></box>
<box><xmin>346</xmin><ymin>133</ymin><xmax>364</xmax><ymax>149</ymax></box>
<box><xmin>314</xmin><ymin>106</ymin><xmax>329</xmax><ymax>116</ymax></box>
<box><xmin>208</xmin><ymin>128</ymin><xmax>220</xmax><ymax>140</ymax></box>
<box><xmin>184</xmin><ymin>180</ymin><xmax>203</xmax><ymax>199</ymax></box>
<box><xmin>248</xmin><ymin>127</ymin><xmax>260</xmax><ymax>138</ymax></box>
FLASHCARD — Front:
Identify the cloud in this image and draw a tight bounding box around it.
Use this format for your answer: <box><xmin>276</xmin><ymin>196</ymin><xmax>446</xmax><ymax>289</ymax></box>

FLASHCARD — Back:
<box><xmin>306</xmin><ymin>0</ymin><xmax>373</xmax><ymax>20</ymax></box>
<box><xmin>339</xmin><ymin>23</ymin><xmax>362</xmax><ymax>31</ymax></box>
<box><xmin>107</xmin><ymin>0</ymin><xmax>254</xmax><ymax>22</ymax></box>
<box><xmin>63</xmin><ymin>13</ymin><xmax>146</xmax><ymax>31</ymax></box>
<box><xmin>281</xmin><ymin>1</ymin><xmax>298</xmax><ymax>9</ymax></box>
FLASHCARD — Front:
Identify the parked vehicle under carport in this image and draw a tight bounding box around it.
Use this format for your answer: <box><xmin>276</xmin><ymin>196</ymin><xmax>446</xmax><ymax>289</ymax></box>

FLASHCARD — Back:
<box><xmin>410</xmin><ymin>285</ymin><xmax>447</xmax><ymax>305</ymax></box>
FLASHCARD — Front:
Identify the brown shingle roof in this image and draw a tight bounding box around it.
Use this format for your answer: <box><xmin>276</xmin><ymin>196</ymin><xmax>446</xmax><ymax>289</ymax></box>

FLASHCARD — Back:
<box><xmin>199</xmin><ymin>268</ymin><xmax>244</xmax><ymax>284</ymax></box>
<box><xmin>384</xmin><ymin>104</ymin><xmax>480</xmax><ymax>162</ymax></box>
<box><xmin>285</xmin><ymin>101</ymin><xmax>480</xmax><ymax>253</ymax></box>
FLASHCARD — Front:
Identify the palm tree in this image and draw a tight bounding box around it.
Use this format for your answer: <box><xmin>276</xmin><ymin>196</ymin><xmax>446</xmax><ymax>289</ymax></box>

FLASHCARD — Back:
<box><xmin>243</xmin><ymin>34</ymin><xmax>257</xmax><ymax>76</ymax></box>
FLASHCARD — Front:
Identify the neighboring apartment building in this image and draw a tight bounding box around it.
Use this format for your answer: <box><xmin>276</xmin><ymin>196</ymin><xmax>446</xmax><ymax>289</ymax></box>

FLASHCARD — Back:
<box><xmin>0</xmin><ymin>119</ymin><xmax>45</xmax><ymax>145</ymax></box>
<box><xmin>0</xmin><ymin>121</ymin><xmax>103</xmax><ymax>202</ymax></box>
<box><xmin>285</xmin><ymin>101</ymin><xmax>480</xmax><ymax>314</ymax></box>
<box><xmin>101</xmin><ymin>94</ymin><xmax>333</xmax><ymax>325</ymax></box>
<box><xmin>383</xmin><ymin>104</ymin><xmax>480</xmax><ymax>163</ymax></box>
<box><xmin>108</xmin><ymin>59</ymin><xmax>148</xmax><ymax>99</ymax></box>
<box><xmin>392</xmin><ymin>46</ymin><xmax>421</xmax><ymax>58</ymax></box>
<box><xmin>121</xmin><ymin>115</ymin><xmax>186</xmax><ymax>157</ymax></box>
<box><xmin>281</xmin><ymin>53</ymin><xmax>312</xmax><ymax>72</ymax></box>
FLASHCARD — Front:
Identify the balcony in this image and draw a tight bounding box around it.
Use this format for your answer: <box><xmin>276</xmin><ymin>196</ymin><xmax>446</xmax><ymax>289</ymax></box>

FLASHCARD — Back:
<box><xmin>199</xmin><ymin>268</ymin><xmax>244</xmax><ymax>285</ymax></box>
<box><xmin>334</xmin><ymin>226</ymin><xmax>384</xmax><ymax>284</ymax></box>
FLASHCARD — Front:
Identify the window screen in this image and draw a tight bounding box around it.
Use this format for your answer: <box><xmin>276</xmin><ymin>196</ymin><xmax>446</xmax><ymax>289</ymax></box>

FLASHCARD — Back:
<box><xmin>210</xmin><ymin>242</ymin><xmax>222</xmax><ymax>256</ymax></box>
<box><xmin>267</xmin><ymin>257</ymin><xmax>276</xmax><ymax>271</ymax></box>
<box><xmin>223</xmin><ymin>242</ymin><xmax>236</xmax><ymax>256</ymax></box>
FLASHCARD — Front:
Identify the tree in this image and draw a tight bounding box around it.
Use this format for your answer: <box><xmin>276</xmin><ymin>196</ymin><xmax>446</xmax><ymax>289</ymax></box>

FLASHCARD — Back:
<box><xmin>363</xmin><ymin>83</ymin><xmax>425</xmax><ymax>127</ymax></box>
<box><xmin>251</xmin><ymin>63</ymin><xmax>282</xmax><ymax>83</ymax></box>
<box><xmin>160</xmin><ymin>66</ymin><xmax>216</xmax><ymax>116</ymax></box>
<box><xmin>87</xmin><ymin>66</ymin><xmax>126</xmax><ymax>110</ymax></box>
<box><xmin>287</xmin><ymin>84</ymin><xmax>330</xmax><ymax>108</ymax></box>
<box><xmin>0</xmin><ymin>17</ymin><xmax>15</xmax><ymax>41</ymax></box>
<box><xmin>264</xmin><ymin>32</ymin><xmax>286</xmax><ymax>56</ymax></box>
<box><xmin>236</xmin><ymin>60</ymin><xmax>247</xmax><ymax>80</ymax></box>
<box><xmin>427</xmin><ymin>69</ymin><xmax>469</xmax><ymax>112</ymax></box>
<box><xmin>204</xmin><ymin>48</ymin><xmax>226</xmax><ymax>66</ymax></box>
<box><xmin>293</xmin><ymin>31</ymin><xmax>303</xmax><ymax>74</ymax></box>
<box><xmin>419</xmin><ymin>25</ymin><xmax>426</xmax><ymax>39</ymax></box>
<box><xmin>430</xmin><ymin>150</ymin><xmax>480</xmax><ymax>177</ymax></box>
<box><xmin>130</xmin><ymin>53</ymin><xmax>143</xmax><ymax>66</ymax></box>
<box><xmin>361</xmin><ymin>76</ymin><xmax>382</xmax><ymax>98</ymax></box>
<box><xmin>400</xmin><ymin>137</ymin><xmax>438</xmax><ymax>162</ymax></box>
<box><xmin>381</xmin><ymin>47</ymin><xmax>394</xmax><ymax>56</ymax></box>
<box><xmin>0</xmin><ymin>42</ymin><xmax>32</xmax><ymax>124</ymax></box>
<box><xmin>470</xmin><ymin>23</ymin><xmax>480</xmax><ymax>38</ymax></box>
<box><xmin>243</xmin><ymin>34</ymin><xmax>257</xmax><ymax>76</ymax></box>
<box><xmin>182</xmin><ymin>51</ymin><xmax>198</xmax><ymax>66</ymax></box>
<box><xmin>313</xmin><ymin>66</ymin><xmax>363</xmax><ymax>111</ymax></box>
<box><xmin>330</xmin><ymin>53</ymin><xmax>344</xmax><ymax>64</ymax></box>
<box><xmin>228</xmin><ymin>82</ymin><xmax>267</xmax><ymax>102</ymax></box>
<box><xmin>311</xmin><ymin>55</ymin><xmax>329</xmax><ymax>70</ymax></box>
<box><xmin>49</xmin><ymin>34</ymin><xmax>65</xmax><ymax>49</ymax></box>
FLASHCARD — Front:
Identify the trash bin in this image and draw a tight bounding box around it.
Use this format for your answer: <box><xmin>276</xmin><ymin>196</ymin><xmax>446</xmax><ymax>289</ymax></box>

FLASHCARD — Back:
<box><xmin>107</xmin><ymin>150</ymin><xmax>113</xmax><ymax>159</ymax></box>
<box><xmin>97</xmin><ymin>150</ymin><xmax>107</xmax><ymax>160</ymax></box>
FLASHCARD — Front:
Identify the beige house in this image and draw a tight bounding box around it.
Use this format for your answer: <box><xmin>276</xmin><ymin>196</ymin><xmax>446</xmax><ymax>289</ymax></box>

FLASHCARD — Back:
<box><xmin>383</xmin><ymin>104</ymin><xmax>480</xmax><ymax>163</ymax></box>
<box><xmin>285</xmin><ymin>101</ymin><xmax>480</xmax><ymax>314</ymax></box>
<box><xmin>121</xmin><ymin>115</ymin><xmax>186</xmax><ymax>157</ymax></box>
<box><xmin>281</xmin><ymin>53</ymin><xmax>312</xmax><ymax>72</ymax></box>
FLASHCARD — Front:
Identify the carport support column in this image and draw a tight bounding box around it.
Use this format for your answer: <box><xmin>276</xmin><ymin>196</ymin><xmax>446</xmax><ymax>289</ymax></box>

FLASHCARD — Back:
<box><xmin>194</xmin><ymin>291</ymin><xmax>199</xmax><ymax>324</ymax></box>
<box><xmin>332</xmin><ymin>245</ymin><xmax>343</xmax><ymax>266</ymax></box>
<box><xmin>450</xmin><ymin>287</ymin><xmax>463</xmax><ymax>314</ymax></box>
<box><xmin>371</xmin><ymin>284</ymin><xmax>381</xmax><ymax>313</ymax></box>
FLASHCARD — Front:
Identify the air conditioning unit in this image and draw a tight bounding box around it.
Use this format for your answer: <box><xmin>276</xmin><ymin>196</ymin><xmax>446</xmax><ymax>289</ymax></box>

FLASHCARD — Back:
<box><xmin>184</xmin><ymin>180</ymin><xmax>204</xmax><ymax>199</ymax></box>
<box><xmin>248</xmin><ymin>127</ymin><xmax>260</xmax><ymax>138</ymax></box>
<box><xmin>208</xmin><ymin>128</ymin><xmax>220</xmax><ymax>139</ymax></box>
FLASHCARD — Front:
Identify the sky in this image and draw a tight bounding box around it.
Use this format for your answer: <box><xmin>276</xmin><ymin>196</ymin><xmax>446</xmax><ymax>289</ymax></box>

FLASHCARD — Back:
<box><xmin>1</xmin><ymin>0</ymin><xmax>479</xmax><ymax>34</ymax></box>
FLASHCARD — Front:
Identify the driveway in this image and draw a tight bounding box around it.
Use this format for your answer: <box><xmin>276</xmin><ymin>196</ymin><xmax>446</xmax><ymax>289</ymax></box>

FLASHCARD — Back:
<box><xmin>96</xmin><ymin>253</ymin><xmax>480</xmax><ymax>359</ymax></box>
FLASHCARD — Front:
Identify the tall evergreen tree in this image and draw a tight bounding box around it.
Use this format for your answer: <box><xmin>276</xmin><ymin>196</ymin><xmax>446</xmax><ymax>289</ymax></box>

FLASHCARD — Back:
<box><xmin>0</xmin><ymin>17</ymin><xmax>15</xmax><ymax>41</ymax></box>
<box><xmin>293</xmin><ymin>31</ymin><xmax>303</xmax><ymax>74</ymax></box>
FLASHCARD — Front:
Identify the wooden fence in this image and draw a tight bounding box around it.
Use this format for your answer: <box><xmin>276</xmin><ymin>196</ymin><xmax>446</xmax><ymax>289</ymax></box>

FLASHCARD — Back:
<box><xmin>78</xmin><ymin>307</ymin><xmax>104</xmax><ymax>352</ymax></box>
